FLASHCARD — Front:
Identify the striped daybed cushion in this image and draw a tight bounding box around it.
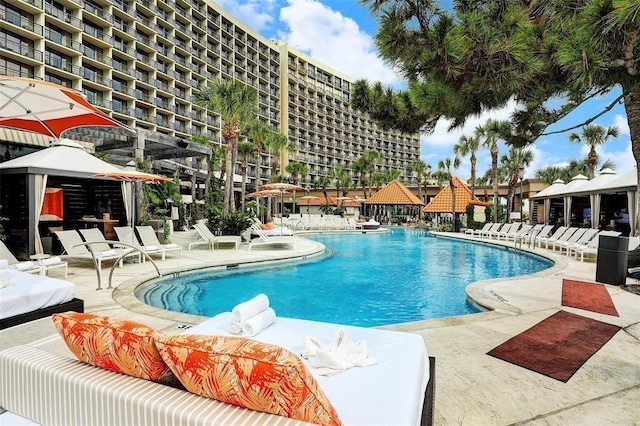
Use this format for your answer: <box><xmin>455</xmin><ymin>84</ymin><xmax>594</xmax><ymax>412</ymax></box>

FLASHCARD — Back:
<box><xmin>0</xmin><ymin>345</ymin><xmax>312</xmax><ymax>426</ymax></box>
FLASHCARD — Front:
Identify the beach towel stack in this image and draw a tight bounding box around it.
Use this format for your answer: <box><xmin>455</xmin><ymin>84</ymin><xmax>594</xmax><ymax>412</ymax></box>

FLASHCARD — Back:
<box><xmin>301</xmin><ymin>329</ymin><xmax>377</xmax><ymax>376</ymax></box>
<box><xmin>230</xmin><ymin>294</ymin><xmax>276</xmax><ymax>337</ymax></box>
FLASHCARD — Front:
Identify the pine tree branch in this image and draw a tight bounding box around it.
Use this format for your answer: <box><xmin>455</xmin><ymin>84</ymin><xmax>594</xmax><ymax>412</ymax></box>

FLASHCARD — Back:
<box><xmin>540</xmin><ymin>93</ymin><xmax>625</xmax><ymax>136</ymax></box>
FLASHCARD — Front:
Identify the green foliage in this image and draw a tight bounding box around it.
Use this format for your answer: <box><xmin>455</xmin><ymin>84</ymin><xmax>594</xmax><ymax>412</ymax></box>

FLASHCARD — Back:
<box><xmin>206</xmin><ymin>208</ymin><xmax>253</xmax><ymax>236</ymax></box>
<box><xmin>435</xmin><ymin>223</ymin><xmax>452</xmax><ymax>232</ymax></box>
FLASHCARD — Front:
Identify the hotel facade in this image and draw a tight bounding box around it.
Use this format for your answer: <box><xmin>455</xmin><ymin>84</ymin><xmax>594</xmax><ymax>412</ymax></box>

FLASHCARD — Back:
<box><xmin>0</xmin><ymin>0</ymin><xmax>421</xmax><ymax>187</ymax></box>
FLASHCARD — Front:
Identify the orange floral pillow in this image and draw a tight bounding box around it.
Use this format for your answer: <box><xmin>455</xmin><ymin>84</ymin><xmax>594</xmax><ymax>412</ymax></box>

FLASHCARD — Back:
<box><xmin>155</xmin><ymin>334</ymin><xmax>342</xmax><ymax>426</ymax></box>
<box><xmin>52</xmin><ymin>312</ymin><xmax>173</xmax><ymax>383</ymax></box>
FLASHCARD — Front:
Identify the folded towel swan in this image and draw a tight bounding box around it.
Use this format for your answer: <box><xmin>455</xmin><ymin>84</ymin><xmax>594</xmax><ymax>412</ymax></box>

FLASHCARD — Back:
<box><xmin>302</xmin><ymin>329</ymin><xmax>377</xmax><ymax>376</ymax></box>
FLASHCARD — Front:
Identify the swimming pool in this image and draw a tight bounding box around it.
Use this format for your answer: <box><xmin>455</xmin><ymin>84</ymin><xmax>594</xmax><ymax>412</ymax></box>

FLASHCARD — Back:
<box><xmin>138</xmin><ymin>230</ymin><xmax>553</xmax><ymax>326</ymax></box>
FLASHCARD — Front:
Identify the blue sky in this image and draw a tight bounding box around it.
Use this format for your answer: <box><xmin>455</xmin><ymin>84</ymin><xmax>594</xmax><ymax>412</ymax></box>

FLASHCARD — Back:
<box><xmin>215</xmin><ymin>0</ymin><xmax>634</xmax><ymax>180</ymax></box>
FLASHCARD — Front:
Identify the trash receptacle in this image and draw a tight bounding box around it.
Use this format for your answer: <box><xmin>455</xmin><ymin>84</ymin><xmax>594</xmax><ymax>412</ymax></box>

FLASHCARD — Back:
<box><xmin>595</xmin><ymin>235</ymin><xmax>629</xmax><ymax>286</ymax></box>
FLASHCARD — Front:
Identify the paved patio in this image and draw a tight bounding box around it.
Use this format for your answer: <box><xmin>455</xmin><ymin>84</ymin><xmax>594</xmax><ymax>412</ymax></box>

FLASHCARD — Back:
<box><xmin>1</xmin><ymin>228</ymin><xmax>639</xmax><ymax>425</ymax></box>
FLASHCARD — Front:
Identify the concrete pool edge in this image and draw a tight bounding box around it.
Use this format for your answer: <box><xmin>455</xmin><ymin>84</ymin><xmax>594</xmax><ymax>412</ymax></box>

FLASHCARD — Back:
<box><xmin>113</xmin><ymin>229</ymin><xmax>564</xmax><ymax>330</ymax></box>
<box><xmin>112</xmin><ymin>238</ymin><xmax>328</xmax><ymax>326</ymax></box>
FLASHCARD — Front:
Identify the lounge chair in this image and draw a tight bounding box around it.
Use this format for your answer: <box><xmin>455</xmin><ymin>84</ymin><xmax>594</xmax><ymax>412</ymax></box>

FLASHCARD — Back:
<box><xmin>55</xmin><ymin>229</ymin><xmax>126</xmax><ymax>274</ymax></box>
<box><xmin>114</xmin><ymin>226</ymin><xmax>165</xmax><ymax>260</ymax></box>
<box><xmin>535</xmin><ymin>226</ymin><xmax>570</xmax><ymax>249</ymax></box>
<box><xmin>0</xmin><ymin>240</ymin><xmax>45</xmax><ymax>275</ymax></box>
<box><xmin>549</xmin><ymin>227</ymin><xmax>585</xmax><ymax>251</ymax></box>
<box><xmin>79</xmin><ymin>228</ymin><xmax>141</xmax><ymax>263</ymax></box>
<box><xmin>495</xmin><ymin>223</ymin><xmax>522</xmax><ymax>241</ymax></box>
<box><xmin>569</xmin><ymin>230</ymin><xmax>623</xmax><ymax>261</ymax></box>
<box><xmin>466</xmin><ymin>223</ymin><xmax>491</xmax><ymax>236</ymax></box>
<box><xmin>486</xmin><ymin>223</ymin><xmax>508</xmax><ymax>239</ymax></box>
<box><xmin>135</xmin><ymin>226</ymin><xmax>183</xmax><ymax>257</ymax></box>
<box><xmin>555</xmin><ymin>228</ymin><xmax>599</xmax><ymax>254</ymax></box>
<box><xmin>188</xmin><ymin>222</ymin><xmax>241</xmax><ymax>250</ymax></box>
<box><xmin>480</xmin><ymin>223</ymin><xmax>501</xmax><ymax>238</ymax></box>
<box><xmin>248</xmin><ymin>224</ymin><xmax>296</xmax><ymax>251</ymax></box>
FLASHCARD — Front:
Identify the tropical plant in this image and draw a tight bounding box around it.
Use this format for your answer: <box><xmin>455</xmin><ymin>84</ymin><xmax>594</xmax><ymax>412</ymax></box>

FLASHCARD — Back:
<box><xmin>476</xmin><ymin>120</ymin><xmax>511</xmax><ymax>222</ymax></box>
<box><xmin>237</xmin><ymin>140</ymin><xmax>254</xmax><ymax>212</ymax></box>
<box><xmin>329</xmin><ymin>165</ymin><xmax>351</xmax><ymax>198</ymax></box>
<box><xmin>267</xmin><ymin>131</ymin><xmax>296</xmax><ymax>182</ymax></box>
<box><xmin>453</xmin><ymin>134</ymin><xmax>481</xmax><ymax>199</ymax></box>
<box><xmin>313</xmin><ymin>176</ymin><xmax>332</xmax><ymax>211</ymax></box>
<box><xmin>535</xmin><ymin>166</ymin><xmax>565</xmax><ymax>185</ymax></box>
<box><xmin>437</xmin><ymin>157</ymin><xmax>461</xmax><ymax>229</ymax></box>
<box><xmin>352</xmin><ymin>156</ymin><xmax>369</xmax><ymax>200</ymax></box>
<box><xmin>408</xmin><ymin>159</ymin><xmax>430</xmax><ymax>202</ymax></box>
<box><xmin>499</xmin><ymin>147</ymin><xmax>534</xmax><ymax>221</ymax></box>
<box><xmin>371</xmin><ymin>172</ymin><xmax>387</xmax><ymax>192</ymax></box>
<box><xmin>384</xmin><ymin>169</ymin><xmax>402</xmax><ymax>183</ymax></box>
<box><xmin>568</xmin><ymin>124</ymin><xmax>619</xmax><ymax>179</ymax></box>
<box><xmin>286</xmin><ymin>161</ymin><xmax>308</xmax><ymax>185</ymax></box>
<box><xmin>195</xmin><ymin>79</ymin><xmax>258</xmax><ymax>214</ymax></box>
<box><xmin>206</xmin><ymin>208</ymin><xmax>253</xmax><ymax>236</ymax></box>
<box><xmin>245</xmin><ymin>120</ymin><xmax>271</xmax><ymax>189</ymax></box>
<box><xmin>363</xmin><ymin>149</ymin><xmax>383</xmax><ymax>198</ymax></box>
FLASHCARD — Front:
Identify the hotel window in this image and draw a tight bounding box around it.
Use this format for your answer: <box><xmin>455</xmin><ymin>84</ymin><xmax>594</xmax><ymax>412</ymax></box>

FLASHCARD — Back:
<box><xmin>0</xmin><ymin>56</ymin><xmax>32</xmax><ymax>77</ymax></box>
<box><xmin>1</xmin><ymin>1</ymin><xmax>30</xmax><ymax>27</ymax></box>
<box><xmin>46</xmin><ymin>50</ymin><xmax>72</xmax><ymax>72</ymax></box>
<box><xmin>0</xmin><ymin>30</ymin><xmax>33</xmax><ymax>57</ymax></box>
<box><xmin>111</xmin><ymin>97</ymin><xmax>127</xmax><ymax>113</ymax></box>
<box><xmin>45</xmin><ymin>72</ymin><xmax>72</xmax><ymax>88</ymax></box>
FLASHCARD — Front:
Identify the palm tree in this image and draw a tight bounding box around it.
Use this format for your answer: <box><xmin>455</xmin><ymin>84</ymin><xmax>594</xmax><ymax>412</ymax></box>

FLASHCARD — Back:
<box><xmin>352</xmin><ymin>156</ymin><xmax>369</xmax><ymax>200</ymax></box>
<box><xmin>437</xmin><ymin>157</ymin><xmax>461</xmax><ymax>229</ymax></box>
<box><xmin>267</xmin><ymin>131</ymin><xmax>296</xmax><ymax>182</ymax></box>
<box><xmin>245</xmin><ymin>120</ymin><xmax>272</xmax><ymax>189</ymax></box>
<box><xmin>372</xmin><ymin>172</ymin><xmax>387</xmax><ymax>192</ymax></box>
<box><xmin>313</xmin><ymin>176</ymin><xmax>332</xmax><ymax>212</ymax></box>
<box><xmin>499</xmin><ymin>147</ymin><xmax>534</xmax><ymax>221</ymax></box>
<box><xmin>453</xmin><ymin>134</ymin><xmax>481</xmax><ymax>199</ymax></box>
<box><xmin>329</xmin><ymin>165</ymin><xmax>350</xmax><ymax>199</ymax></box>
<box><xmin>286</xmin><ymin>161</ymin><xmax>308</xmax><ymax>214</ymax></box>
<box><xmin>477</xmin><ymin>119</ymin><xmax>511</xmax><ymax>223</ymax></box>
<box><xmin>535</xmin><ymin>166</ymin><xmax>564</xmax><ymax>185</ymax></box>
<box><xmin>237</xmin><ymin>140</ymin><xmax>254</xmax><ymax>212</ymax></box>
<box><xmin>384</xmin><ymin>169</ymin><xmax>402</xmax><ymax>183</ymax></box>
<box><xmin>363</xmin><ymin>149</ymin><xmax>383</xmax><ymax>198</ymax></box>
<box><xmin>408</xmin><ymin>159</ymin><xmax>430</xmax><ymax>202</ymax></box>
<box><xmin>286</xmin><ymin>161</ymin><xmax>308</xmax><ymax>185</ymax></box>
<box><xmin>568</xmin><ymin>124</ymin><xmax>619</xmax><ymax>179</ymax></box>
<box><xmin>195</xmin><ymin>79</ymin><xmax>257</xmax><ymax>214</ymax></box>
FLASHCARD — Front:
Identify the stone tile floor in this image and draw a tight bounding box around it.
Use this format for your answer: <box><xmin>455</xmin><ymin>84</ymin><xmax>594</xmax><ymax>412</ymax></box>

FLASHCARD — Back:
<box><xmin>1</xmin><ymin>229</ymin><xmax>639</xmax><ymax>425</ymax></box>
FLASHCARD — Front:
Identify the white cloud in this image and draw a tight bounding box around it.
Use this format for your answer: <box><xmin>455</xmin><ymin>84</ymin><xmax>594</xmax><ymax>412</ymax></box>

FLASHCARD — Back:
<box><xmin>421</xmin><ymin>100</ymin><xmax>518</xmax><ymax>148</ymax></box>
<box><xmin>213</xmin><ymin>0</ymin><xmax>276</xmax><ymax>32</ymax></box>
<box><xmin>613</xmin><ymin>114</ymin><xmax>630</xmax><ymax>135</ymax></box>
<box><xmin>600</xmin><ymin>141</ymin><xmax>634</xmax><ymax>174</ymax></box>
<box><xmin>277</xmin><ymin>0</ymin><xmax>400</xmax><ymax>85</ymax></box>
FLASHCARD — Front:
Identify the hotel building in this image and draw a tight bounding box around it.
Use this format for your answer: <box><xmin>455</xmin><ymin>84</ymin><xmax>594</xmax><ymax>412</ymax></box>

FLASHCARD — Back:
<box><xmin>0</xmin><ymin>0</ymin><xmax>421</xmax><ymax>187</ymax></box>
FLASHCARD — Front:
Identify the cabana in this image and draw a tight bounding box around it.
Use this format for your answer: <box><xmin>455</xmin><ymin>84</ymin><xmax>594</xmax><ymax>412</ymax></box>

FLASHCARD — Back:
<box><xmin>0</xmin><ymin>140</ymin><xmax>135</xmax><ymax>258</ymax></box>
<box><xmin>533</xmin><ymin>168</ymin><xmax>637</xmax><ymax>235</ymax></box>
<box><xmin>365</xmin><ymin>180</ymin><xmax>424</xmax><ymax>223</ymax></box>
<box><xmin>423</xmin><ymin>177</ymin><xmax>490</xmax><ymax>228</ymax></box>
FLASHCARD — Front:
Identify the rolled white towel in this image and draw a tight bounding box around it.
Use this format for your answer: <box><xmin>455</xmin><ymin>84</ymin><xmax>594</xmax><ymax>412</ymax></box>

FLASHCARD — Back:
<box><xmin>143</xmin><ymin>245</ymin><xmax>158</xmax><ymax>251</ymax></box>
<box><xmin>164</xmin><ymin>243</ymin><xmax>179</xmax><ymax>249</ymax></box>
<box><xmin>242</xmin><ymin>308</ymin><xmax>276</xmax><ymax>337</ymax></box>
<box><xmin>232</xmin><ymin>294</ymin><xmax>270</xmax><ymax>324</ymax></box>
<box><xmin>229</xmin><ymin>321</ymin><xmax>243</xmax><ymax>335</ymax></box>
<box><xmin>41</xmin><ymin>256</ymin><xmax>61</xmax><ymax>266</ymax></box>
<box><xmin>99</xmin><ymin>249</ymin><xmax>116</xmax><ymax>257</ymax></box>
<box><xmin>0</xmin><ymin>259</ymin><xmax>9</xmax><ymax>269</ymax></box>
<box><xmin>15</xmin><ymin>261</ymin><xmax>36</xmax><ymax>271</ymax></box>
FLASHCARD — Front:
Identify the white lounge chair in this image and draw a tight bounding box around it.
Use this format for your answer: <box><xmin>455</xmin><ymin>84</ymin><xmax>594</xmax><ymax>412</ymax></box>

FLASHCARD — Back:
<box><xmin>466</xmin><ymin>223</ymin><xmax>491</xmax><ymax>236</ymax></box>
<box><xmin>188</xmin><ymin>222</ymin><xmax>241</xmax><ymax>250</ymax></box>
<box><xmin>480</xmin><ymin>223</ymin><xmax>501</xmax><ymax>238</ymax></box>
<box><xmin>496</xmin><ymin>223</ymin><xmax>522</xmax><ymax>241</ymax></box>
<box><xmin>248</xmin><ymin>224</ymin><xmax>296</xmax><ymax>251</ymax></box>
<box><xmin>79</xmin><ymin>228</ymin><xmax>141</xmax><ymax>263</ymax></box>
<box><xmin>0</xmin><ymin>240</ymin><xmax>45</xmax><ymax>275</ymax></box>
<box><xmin>55</xmin><ymin>229</ymin><xmax>126</xmax><ymax>274</ymax></box>
<box><xmin>114</xmin><ymin>226</ymin><xmax>165</xmax><ymax>261</ymax></box>
<box><xmin>569</xmin><ymin>230</ymin><xmax>623</xmax><ymax>261</ymax></box>
<box><xmin>487</xmin><ymin>223</ymin><xmax>509</xmax><ymax>239</ymax></box>
<box><xmin>549</xmin><ymin>227</ymin><xmax>584</xmax><ymax>251</ymax></box>
<box><xmin>536</xmin><ymin>226</ymin><xmax>571</xmax><ymax>249</ymax></box>
<box><xmin>136</xmin><ymin>226</ymin><xmax>183</xmax><ymax>258</ymax></box>
<box><xmin>556</xmin><ymin>228</ymin><xmax>599</xmax><ymax>254</ymax></box>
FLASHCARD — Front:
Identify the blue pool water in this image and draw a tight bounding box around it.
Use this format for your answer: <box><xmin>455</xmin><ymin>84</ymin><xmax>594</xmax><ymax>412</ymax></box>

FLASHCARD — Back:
<box><xmin>138</xmin><ymin>230</ymin><xmax>553</xmax><ymax>326</ymax></box>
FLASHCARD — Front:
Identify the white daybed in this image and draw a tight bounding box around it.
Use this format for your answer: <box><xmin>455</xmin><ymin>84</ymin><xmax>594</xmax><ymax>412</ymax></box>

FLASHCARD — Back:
<box><xmin>0</xmin><ymin>313</ymin><xmax>434</xmax><ymax>426</ymax></box>
<box><xmin>0</xmin><ymin>269</ymin><xmax>83</xmax><ymax>329</ymax></box>
<box><xmin>185</xmin><ymin>312</ymin><xmax>433</xmax><ymax>426</ymax></box>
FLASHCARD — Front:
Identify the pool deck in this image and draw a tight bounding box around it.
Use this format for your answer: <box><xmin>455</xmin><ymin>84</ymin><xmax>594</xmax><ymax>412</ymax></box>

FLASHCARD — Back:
<box><xmin>2</xmin><ymin>228</ymin><xmax>639</xmax><ymax>425</ymax></box>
